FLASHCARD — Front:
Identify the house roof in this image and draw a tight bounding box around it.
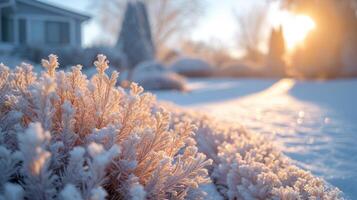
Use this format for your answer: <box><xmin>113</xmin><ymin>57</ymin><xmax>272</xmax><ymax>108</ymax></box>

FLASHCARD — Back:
<box><xmin>0</xmin><ymin>0</ymin><xmax>12</xmax><ymax>8</ymax></box>
<box><xmin>1</xmin><ymin>0</ymin><xmax>91</xmax><ymax>21</ymax></box>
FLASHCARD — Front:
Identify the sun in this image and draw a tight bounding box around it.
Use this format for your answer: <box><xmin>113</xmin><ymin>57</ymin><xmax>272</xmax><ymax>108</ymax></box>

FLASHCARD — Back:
<box><xmin>282</xmin><ymin>14</ymin><xmax>316</xmax><ymax>51</ymax></box>
<box><xmin>269</xmin><ymin>10</ymin><xmax>316</xmax><ymax>51</ymax></box>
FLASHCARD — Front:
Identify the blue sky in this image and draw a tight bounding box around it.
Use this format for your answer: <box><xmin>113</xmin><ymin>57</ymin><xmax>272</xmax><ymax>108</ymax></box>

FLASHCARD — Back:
<box><xmin>43</xmin><ymin>0</ymin><xmax>263</xmax><ymax>49</ymax></box>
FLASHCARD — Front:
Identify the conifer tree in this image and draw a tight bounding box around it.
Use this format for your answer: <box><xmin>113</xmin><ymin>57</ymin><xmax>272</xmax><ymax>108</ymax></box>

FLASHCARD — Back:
<box><xmin>267</xmin><ymin>26</ymin><xmax>286</xmax><ymax>76</ymax></box>
<box><xmin>117</xmin><ymin>1</ymin><xmax>155</xmax><ymax>81</ymax></box>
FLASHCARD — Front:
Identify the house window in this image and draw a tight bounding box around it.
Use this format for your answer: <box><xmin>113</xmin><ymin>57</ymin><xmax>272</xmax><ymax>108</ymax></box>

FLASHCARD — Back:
<box><xmin>45</xmin><ymin>21</ymin><xmax>70</xmax><ymax>45</ymax></box>
<box><xmin>19</xmin><ymin>19</ymin><xmax>27</xmax><ymax>44</ymax></box>
<box><xmin>1</xmin><ymin>16</ymin><xmax>14</xmax><ymax>42</ymax></box>
<box><xmin>29</xmin><ymin>20</ymin><xmax>44</xmax><ymax>45</ymax></box>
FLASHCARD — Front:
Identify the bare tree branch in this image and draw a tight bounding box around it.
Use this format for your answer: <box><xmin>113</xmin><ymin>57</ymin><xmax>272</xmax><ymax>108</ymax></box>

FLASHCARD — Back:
<box><xmin>234</xmin><ymin>5</ymin><xmax>268</xmax><ymax>62</ymax></box>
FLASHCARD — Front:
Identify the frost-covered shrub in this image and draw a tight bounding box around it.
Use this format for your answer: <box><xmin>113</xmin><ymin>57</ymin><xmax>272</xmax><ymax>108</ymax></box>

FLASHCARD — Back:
<box><xmin>0</xmin><ymin>55</ymin><xmax>211</xmax><ymax>199</ymax></box>
<box><xmin>165</xmin><ymin>105</ymin><xmax>343</xmax><ymax>200</ymax></box>
<box><xmin>0</xmin><ymin>54</ymin><xmax>38</xmax><ymax>72</ymax></box>
<box><xmin>216</xmin><ymin>63</ymin><xmax>263</xmax><ymax>78</ymax></box>
<box><xmin>170</xmin><ymin>57</ymin><xmax>215</xmax><ymax>77</ymax></box>
<box><xmin>133</xmin><ymin>61</ymin><xmax>186</xmax><ymax>91</ymax></box>
<box><xmin>17</xmin><ymin>46</ymin><xmax>126</xmax><ymax>70</ymax></box>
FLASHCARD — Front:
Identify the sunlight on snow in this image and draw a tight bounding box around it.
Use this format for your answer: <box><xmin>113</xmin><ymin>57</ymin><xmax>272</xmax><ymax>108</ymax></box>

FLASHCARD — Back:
<box><xmin>257</xmin><ymin>78</ymin><xmax>295</xmax><ymax>95</ymax></box>
<box><xmin>155</xmin><ymin>78</ymin><xmax>357</xmax><ymax>198</ymax></box>
<box><xmin>189</xmin><ymin>79</ymin><xmax>353</xmax><ymax>182</ymax></box>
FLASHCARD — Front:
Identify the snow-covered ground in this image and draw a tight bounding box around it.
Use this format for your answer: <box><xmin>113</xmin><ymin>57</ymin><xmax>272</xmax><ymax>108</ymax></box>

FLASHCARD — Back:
<box><xmin>154</xmin><ymin>78</ymin><xmax>357</xmax><ymax>199</ymax></box>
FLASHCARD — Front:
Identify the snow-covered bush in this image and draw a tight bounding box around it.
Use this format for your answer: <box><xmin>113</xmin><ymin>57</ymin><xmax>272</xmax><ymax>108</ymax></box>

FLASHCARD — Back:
<box><xmin>164</xmin><ymin>105</ymin><xmax>343</xmax><ymax>200</ymax></box>
<box><xmin>133</xmin><ymin>61</ymin><xmax>186</xmax><ymax>91</ymax></box>
<box><xmin>216</xmin><ymin>63</ymin><xmax>263</xmax><ymax>78</ymax></box>
<box><xmin>170</xmin><ymin>57</ymin><xmax>215</xmax><ymax>77</ymax></box>
<box><xmin>0</xmin><ymin>54</ymin><xmax>39</xmax><ymax>72</ymax></box>
<box><xmin>17</xmin><ymin>46</ymin><xmax>126</xmax><ymax>70</ymax></box>
<box><xmin>0</xmin><ymin>54</ymin><xmax>211</xmax><ymax>199</ymax></box>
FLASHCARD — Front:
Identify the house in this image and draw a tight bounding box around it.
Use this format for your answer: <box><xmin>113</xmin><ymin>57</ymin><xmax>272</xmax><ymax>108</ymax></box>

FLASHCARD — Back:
<box><xmin>0</xmin><ymin>0</ymin><xmax>90</xmax><ymax>51</ymax></box>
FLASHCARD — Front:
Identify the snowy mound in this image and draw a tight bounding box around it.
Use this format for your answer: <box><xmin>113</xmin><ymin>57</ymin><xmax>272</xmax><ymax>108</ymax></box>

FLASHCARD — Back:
<box><xmin>170</xmin><ymin>57</ymin><xmax>215</xmax><ymax>77</ymax></box>
<box><xmin>218</xmin><ymin>64</ymin><xmax>262</xmax><ymax>77</ymax></box>
<box><xmin>133</xmin><ymin>61</ymin><xmax>186</xmax><ymax>91</ymax></box>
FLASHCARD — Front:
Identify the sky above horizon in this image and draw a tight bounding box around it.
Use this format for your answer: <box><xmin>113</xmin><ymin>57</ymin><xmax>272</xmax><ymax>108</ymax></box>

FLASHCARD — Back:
<box><xmin>43</xmin><ymin>0</ymin><xmax>266</xmax><ymax>52</ymax></box>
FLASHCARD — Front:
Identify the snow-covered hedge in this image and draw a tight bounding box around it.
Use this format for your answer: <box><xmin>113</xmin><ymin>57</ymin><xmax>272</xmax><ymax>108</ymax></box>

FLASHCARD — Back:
<box><xmin>0</xmin><ymin>55</ymin><xmax>211</xmax><ymax>199</ymax></box>
<box><xmin>170</xmin><ymin>57</ymin><xmax>215</xmax><ymax>77</ymax></box>
<box><xmin>165</xmin><ymin>105</ymin><xmax>343</xmax><ymax>200</ymax></box>
<box><xmin>133</xmin><ymin>61</ymin><xmax>186</xmax><ymax>91</ymax></box>
<box><xmin>18</xmin><ymin>46</ymin><xmax>126</xmax><ymax>70</ymax></box>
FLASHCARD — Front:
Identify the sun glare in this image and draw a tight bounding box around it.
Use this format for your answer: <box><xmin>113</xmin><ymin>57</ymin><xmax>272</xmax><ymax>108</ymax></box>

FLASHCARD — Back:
<box><xmin>270</xmin><ymin>10</ymin><xmax>316</xmax><ymax>51</ymax></box>
<box><xmin>283</xmin><ymin>15</ymin><xmax>316</xmax><ymax>51</ymax></box>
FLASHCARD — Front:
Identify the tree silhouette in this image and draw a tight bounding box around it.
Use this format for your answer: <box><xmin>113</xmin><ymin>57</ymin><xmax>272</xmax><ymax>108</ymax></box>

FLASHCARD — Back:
<box><xmin>234</xmin><ymin>5</ymin><xmax>268</xmax><ymax>63</ymax></box>
<box><xmin>266</xmin><ymin>26</ymin><xmax>286</xmax><ymax>76</ymax></box>
<box><xmin>117</xmin><ymin>1</ymin><xmax>155</xmax><ymax>81</ymax></box>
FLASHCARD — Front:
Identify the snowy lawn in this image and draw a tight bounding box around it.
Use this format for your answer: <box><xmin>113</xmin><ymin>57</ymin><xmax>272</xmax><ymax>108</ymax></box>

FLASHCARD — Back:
<box><xmin>154</xmin><ymin>78</ymin><xmax>357</xmax><ymax>199</ymax></box>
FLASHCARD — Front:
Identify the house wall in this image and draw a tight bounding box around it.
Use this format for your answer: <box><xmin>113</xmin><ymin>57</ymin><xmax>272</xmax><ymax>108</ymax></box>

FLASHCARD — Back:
<box><xmin>75</xmin><ymin>20</ymin><xmax>82</xmax><ymax>46</ymax></box>
<box><xmin>0</xmin><ymin>7</ymin><xmax>15</xmax><ymax>44</ymax></box>
<box><xmin>17</xmin><ymin>2</ymin><xmax>77</xmax><ymax>47</ymax></box>
<box><xmin>0</xmin><ymin>6</ymin><xmax>16</xmax><ymax>52</ymax></box>
<box><xmin>0</xmin><ymin>8</ymin><xmax>2</xmax><ymax>41</ymax></box>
